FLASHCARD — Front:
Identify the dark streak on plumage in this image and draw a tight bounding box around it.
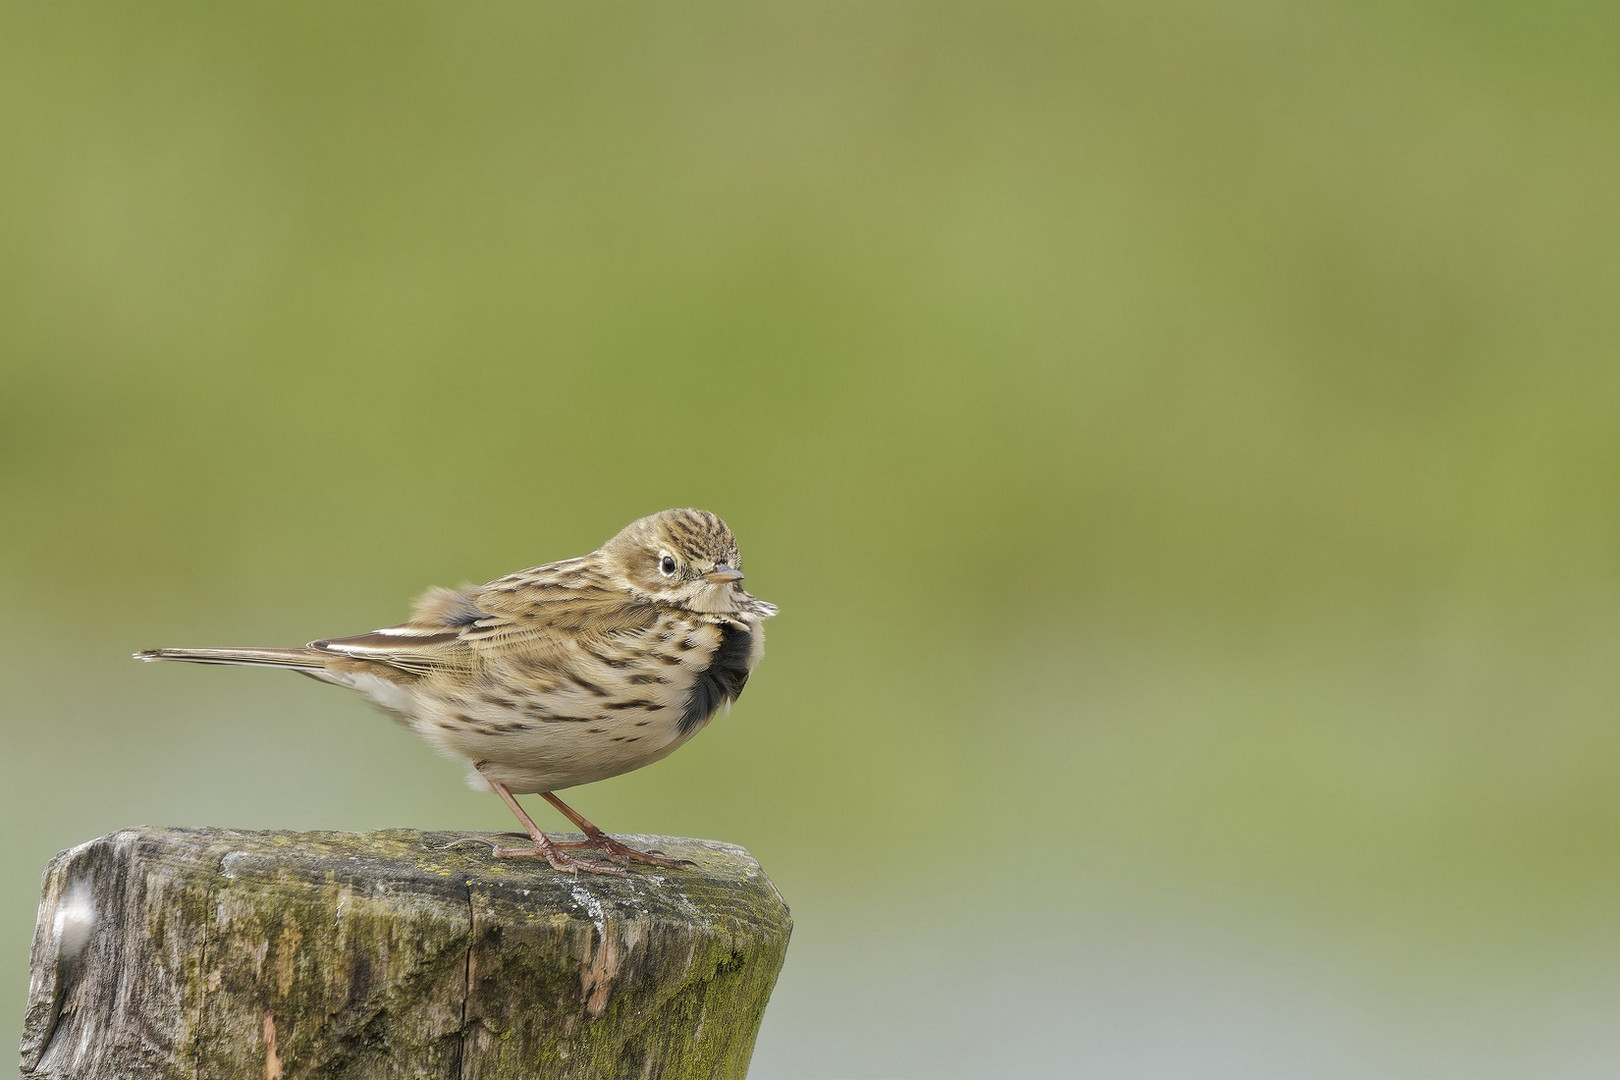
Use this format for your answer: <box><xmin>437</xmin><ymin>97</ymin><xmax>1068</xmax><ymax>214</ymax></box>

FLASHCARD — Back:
<box><xmin>679</xmin><ymin>623</ymin><xmax>753</xmax><ymax>736</ymax></box>
<box><xmin>604</xmin><ymin>698</ymin><xmax>659</xmax><ymax>711</ymax></box>
<box><xmin>567</xmin><ymin>673</ymin><xmax>610</xmax><ymax>697</ymax></box>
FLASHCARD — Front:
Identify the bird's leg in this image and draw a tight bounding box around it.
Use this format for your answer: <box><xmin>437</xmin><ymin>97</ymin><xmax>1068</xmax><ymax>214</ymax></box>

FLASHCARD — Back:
<box><xmin>539</xmin><ymin>791</ymin><xmax>694</xmax><ymax>869</ymax></box>
<box><xmin>469</xmin><ymin>763</ymin><xmax>626</xmax><ymax>876</ymax></box>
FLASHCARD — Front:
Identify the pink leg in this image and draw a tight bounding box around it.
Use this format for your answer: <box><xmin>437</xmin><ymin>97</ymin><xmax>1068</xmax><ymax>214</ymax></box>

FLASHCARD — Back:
<box><xmin>472</xmin><ymin>763</ymin><xmax>626</xmax><ymax>876</ymax></box>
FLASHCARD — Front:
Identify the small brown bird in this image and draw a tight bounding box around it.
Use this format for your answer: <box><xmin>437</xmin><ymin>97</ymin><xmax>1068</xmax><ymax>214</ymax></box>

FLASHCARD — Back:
<box><xmin>136</xmin><ymin>508</ymin><xmax>777</xmax><ymax>875</ymax></box>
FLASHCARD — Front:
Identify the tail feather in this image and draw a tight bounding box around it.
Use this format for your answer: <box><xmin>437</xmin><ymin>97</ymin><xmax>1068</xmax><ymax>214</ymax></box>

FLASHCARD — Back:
<box><xmin>134</xmin><ymin>646</ymin><xmax>328</xmax><ymax>671</ymax></box>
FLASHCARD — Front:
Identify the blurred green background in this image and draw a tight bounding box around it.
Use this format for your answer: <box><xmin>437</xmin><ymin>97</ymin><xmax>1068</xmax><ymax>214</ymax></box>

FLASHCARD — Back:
<box><xmin>4</xmin><ymin>2</ymin><xmax>1620</xmax><ymax>1075</ymax></box>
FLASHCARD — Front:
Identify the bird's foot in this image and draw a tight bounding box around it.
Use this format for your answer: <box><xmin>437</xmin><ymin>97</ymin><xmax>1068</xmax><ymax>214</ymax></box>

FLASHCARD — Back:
<box><xmin>492</xmin><ymin>841</ymin><xmax>629</xmax><ymax>876</ymax></box>
<box><xmin>552</xmin><ymin>833</ymin><xmax>694</xmax><ymax>869</ymax></box>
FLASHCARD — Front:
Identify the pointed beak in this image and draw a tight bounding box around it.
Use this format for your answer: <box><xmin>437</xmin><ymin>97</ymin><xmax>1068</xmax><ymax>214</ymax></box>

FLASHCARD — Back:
<box><xmin>704</xmin><ymin>564</ymin><xmax>745</xmax><ymax>583</ymax></box>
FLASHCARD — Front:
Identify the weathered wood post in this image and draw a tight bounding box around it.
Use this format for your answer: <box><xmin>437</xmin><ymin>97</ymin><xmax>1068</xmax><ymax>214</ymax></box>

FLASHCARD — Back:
<box><xmin>18</xmin><ymin>828</ymin><xmax>791</xmax><ymax>1079</ymax></box>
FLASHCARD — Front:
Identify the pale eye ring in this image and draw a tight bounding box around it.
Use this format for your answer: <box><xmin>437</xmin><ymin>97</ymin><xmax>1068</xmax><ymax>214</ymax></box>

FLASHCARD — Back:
<box><xmin>658</xmin><ymin>554</ymin><xmax>678</xmax><ymax>577</ymax></box>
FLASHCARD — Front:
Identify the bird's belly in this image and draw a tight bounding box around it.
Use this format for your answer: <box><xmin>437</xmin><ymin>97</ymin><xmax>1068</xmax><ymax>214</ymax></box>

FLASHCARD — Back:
<box><xmin>413</xmin><ymin>700</ymin><xmax>706</xmax><ymax>794</ymax></box>
<box><xmin>374</xmin><ymin>616</ymin><xmax>740</xmax><ymax>794</ymax></box>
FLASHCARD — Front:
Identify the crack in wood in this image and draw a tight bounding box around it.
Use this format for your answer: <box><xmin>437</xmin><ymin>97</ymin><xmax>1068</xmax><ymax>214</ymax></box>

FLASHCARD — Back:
<box><xmin>458</xmin><ymin>874</ymin><xmax>475</xmax><ymax>1080</ymax></box>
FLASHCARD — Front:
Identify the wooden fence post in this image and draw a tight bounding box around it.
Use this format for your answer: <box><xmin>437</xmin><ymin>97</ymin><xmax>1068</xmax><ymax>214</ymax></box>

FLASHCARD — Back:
<box><xmin>18</xmin><ymin>828</ymin><xmax>791</xmax><ymax>1079</ymax></box>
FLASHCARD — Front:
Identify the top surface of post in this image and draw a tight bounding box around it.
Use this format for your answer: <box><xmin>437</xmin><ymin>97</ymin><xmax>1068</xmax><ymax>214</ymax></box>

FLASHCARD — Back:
<box><xmin>75</xmin><ymin>826</ymin><xmax>787</xmax><ymax>920</ymax></box>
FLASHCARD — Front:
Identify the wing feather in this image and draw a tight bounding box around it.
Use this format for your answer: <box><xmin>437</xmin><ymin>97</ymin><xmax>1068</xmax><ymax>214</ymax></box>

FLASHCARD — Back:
<box><xmin>312</xmin><ymin>561</ymin><xmax>661</xmax><ymax>675</ymax></box>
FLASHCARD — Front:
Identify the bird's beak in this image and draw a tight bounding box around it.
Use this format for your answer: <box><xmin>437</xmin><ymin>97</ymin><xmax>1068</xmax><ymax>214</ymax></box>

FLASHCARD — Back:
<box><xmin>705</xmin><ymin>564</ymin><xmax>745</xmax><ymax>583</ymax></box>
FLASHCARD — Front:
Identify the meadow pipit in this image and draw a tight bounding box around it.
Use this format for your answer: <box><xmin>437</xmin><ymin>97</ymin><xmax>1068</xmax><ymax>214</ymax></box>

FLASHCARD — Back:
<box><xmin>136</xmin><ymin>508</ymin><xmax>777</xmax><ymax>875</ymax></box>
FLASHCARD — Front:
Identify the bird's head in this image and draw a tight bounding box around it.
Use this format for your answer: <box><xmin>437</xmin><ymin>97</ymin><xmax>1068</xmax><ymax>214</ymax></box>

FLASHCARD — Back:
<box><xmin>601</xmin><ymin>508</ymin><xmax>777</xmax><ymax>618</ymax></box>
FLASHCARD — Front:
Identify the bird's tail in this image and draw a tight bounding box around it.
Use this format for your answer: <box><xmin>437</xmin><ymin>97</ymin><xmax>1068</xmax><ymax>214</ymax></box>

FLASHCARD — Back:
<box><xmin>134</xmin><ymin>646</ymin><xmax>328</xmax><ymax>671</ymax></box>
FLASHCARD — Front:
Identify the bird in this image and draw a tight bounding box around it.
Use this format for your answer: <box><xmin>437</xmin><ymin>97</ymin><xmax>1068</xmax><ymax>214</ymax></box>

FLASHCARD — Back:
<box><xmin>135</xmin><ymin>508</ymin><xmax>777</xmax><ymax>875</ymax></box>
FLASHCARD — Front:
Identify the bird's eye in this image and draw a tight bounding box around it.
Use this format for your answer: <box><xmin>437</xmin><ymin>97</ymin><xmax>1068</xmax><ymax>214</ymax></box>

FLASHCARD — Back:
<box><xmin>659</xmin><ymin>554</ymin><xmax>678</xmax><ymax>577</ymax></box>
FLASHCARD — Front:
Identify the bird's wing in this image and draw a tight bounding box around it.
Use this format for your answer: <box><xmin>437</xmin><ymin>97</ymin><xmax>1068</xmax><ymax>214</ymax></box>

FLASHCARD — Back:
<box><xmin>307</xmin><ymin>584</ymin><xmax>487</xmax><ymax>674</ymax></box>
<box><xmin>311</xmin><ymin>564</ymin><xmax>658</xmax><ymax>674</ymax></box>
<box><xmin>457</xmin><ymin>577</ymin><xmax>664</xmax><ymax>657</ymax></box>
